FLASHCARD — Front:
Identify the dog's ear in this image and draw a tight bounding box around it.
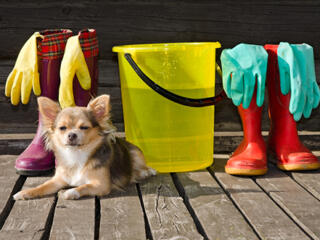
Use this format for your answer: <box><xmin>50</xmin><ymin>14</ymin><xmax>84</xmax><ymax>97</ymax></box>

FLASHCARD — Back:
<box><xmin>87</xmin><ymin>95</ymin><xmax>111</xmax><ymax>122</ymax></box>
<box><xmin>38</xmin><ymin>97</ymin><xmax>61</xmax><ymax>129</ymax></box>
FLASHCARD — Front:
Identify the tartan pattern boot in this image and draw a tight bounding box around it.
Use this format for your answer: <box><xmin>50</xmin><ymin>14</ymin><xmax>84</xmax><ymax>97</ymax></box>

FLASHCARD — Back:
<box><xmin>73</xmin><ymin>29</ymin><xmax>99</xmax><ymax>106</ymax></box>
<box><xmin>15</xmin><ymin>29</ymin><xmax>73</xmax><ymax>176</ymax></box>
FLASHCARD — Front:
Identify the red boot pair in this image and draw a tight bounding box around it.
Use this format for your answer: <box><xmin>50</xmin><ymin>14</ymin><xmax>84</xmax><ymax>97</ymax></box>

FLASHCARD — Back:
<box><xmin>225</xmin><ymin>45</ymin><xmax>320</xmax><ymax>175</ymax></box>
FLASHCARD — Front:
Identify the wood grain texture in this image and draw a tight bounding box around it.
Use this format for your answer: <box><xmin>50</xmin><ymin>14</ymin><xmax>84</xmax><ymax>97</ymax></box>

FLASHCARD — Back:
<box><xmin>0</xmin><ymin>1</ymin><xmax>320</xmax><ymax>59</ymax></box>
<box><xmin>1</xmin><ymin>133</ymin><xmax>319</xmax><ymax>156</ymax></box>
<box><xmin>1</xmin><ymin>59</ymin><xmax>319</xmax><ymax>87</ymax></box>
<box><xmin>99</xmin><ymin>185</ymin><xmax>146</xmax><ymax>240</ymax></box>
<box><xmin>0</xmin><ymin>91</ymin><xmax>319</xmax><ymax>134</ymax></box>
<box><xmin>139</xmin><ymin>174</ymin><xmax>203</xmax><ymax>239</ymax></box>
<box><xmin>0</xmin><ymin>231</ymin><xmax>37</xmax><ymax>239</ymax></box>
<box><xmin>0</xmin><ymin>84</ymin><xmax>125</xmax><ymax>132</ymax></box>
<box><xmin>0</xmin><ymin>155</ymin><xmax>19</xmax><ymax>217</ymax></box>
<box><xmin>1</xmin><ymin>59</ymin><xmax>320</xmax><ymax>134</ymax></box>
<box><xmin>0</xmin><ymin>59</ymin><xmax>121</xmax><ymax>86</ymax></box>
<box><xmin>256</xmin><ymin>164</ymin><xmax>320</xmax><ymax>239</ymax></box>
<box><xmin>291</xmin><ymin>168</ymin><xmax>320</xmax><ymax>201</ymax></box>
<box><xmin>212</xmin><ymin>157</ymin><xmax>309</xmax><ymax>240</ymax></box>
<box><xmin>49</xmin><ymin>196</ymin><xmax>95</xmax><ymax>240</ymax></box>
<box><xmin>1</xmin><ymin>1</ymin><xmax>320</xmax><ymax>134</ymax></box>
<box><xmin>0</xmin><ymin>176</ymin><xmax>55</xmax><ymax>240</ymax></box>
<box><xmin>176</xmin><ymin>171</ymin><xmax>258</xmax><ymax>240</ymax></box>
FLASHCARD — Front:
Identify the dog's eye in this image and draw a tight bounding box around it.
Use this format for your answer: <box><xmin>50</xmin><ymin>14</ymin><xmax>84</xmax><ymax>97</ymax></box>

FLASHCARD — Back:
<box><xmin>59</xmin><ymin>126</ymin><xmax>67</xmax><ymax>131</ymax></box>
<box><xmin>80</xmin><ymin>126</ymin><xmax>89</xmax><ymax>130</ymax></box>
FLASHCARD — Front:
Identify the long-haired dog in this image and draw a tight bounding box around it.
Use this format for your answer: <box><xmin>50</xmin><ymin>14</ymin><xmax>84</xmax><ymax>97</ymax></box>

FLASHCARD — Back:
<box><xmin>14</xmin><ymin>95</ymin><xmax>155</xmax><ymax>200</ymax></box>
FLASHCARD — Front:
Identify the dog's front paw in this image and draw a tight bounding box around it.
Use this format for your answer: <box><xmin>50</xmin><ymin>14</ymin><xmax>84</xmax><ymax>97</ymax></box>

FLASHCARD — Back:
<box><xmin>13</xmin><ymin>189</ymin><xmax>32</xmax><ymax>200</ymax></box>
<box><xmin>148</xmin><ymin>167</ymin><xmax>157</xmax><ymax>176</ymax></box>
<box><xmin>139</xmin><ymin>167</ymin><xmax>157</xmax><ymax>179</ymax></box>
<box><xmin>59</xmin><ymin>188</ymin><xmax>80</xmax><ymax>200</ymax></box>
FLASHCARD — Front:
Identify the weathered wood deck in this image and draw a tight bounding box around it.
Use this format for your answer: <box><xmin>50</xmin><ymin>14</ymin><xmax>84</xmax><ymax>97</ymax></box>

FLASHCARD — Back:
<box><xmin>1</xmin><ymin>1</ymin><xmax>320</xmax><ymax>239</ymax></box>
<box><xmin>1</xmin><ymin>133</ymin><xmax>320</xmax><ymax>240</ymax></box>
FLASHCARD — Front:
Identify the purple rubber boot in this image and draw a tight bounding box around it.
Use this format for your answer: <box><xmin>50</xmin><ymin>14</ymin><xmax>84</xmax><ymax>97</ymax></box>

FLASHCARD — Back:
<box><xmin>15</xmin><ymin>29</ymin><xmax>73</xmax><ymax>176</ymax></box>
<box><xmin>73</xmin><ymin>29</ymin><xmax>99</xmax><ymax>106</ymax></box>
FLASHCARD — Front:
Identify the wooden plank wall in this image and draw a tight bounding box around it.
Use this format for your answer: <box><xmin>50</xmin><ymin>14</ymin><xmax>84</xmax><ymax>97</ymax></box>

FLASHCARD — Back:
<box><xmin>0</xmin><ymin>1</ymin><xmax>320</xmax><ymax>133</ymax></box>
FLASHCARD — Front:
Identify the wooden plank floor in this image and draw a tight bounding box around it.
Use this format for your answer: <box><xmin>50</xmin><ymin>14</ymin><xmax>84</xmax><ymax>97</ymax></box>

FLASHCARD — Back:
<box><xmin>0</xmin><ymin>136</ymin><xmax>320</xmax><ymax>239</ymax></box>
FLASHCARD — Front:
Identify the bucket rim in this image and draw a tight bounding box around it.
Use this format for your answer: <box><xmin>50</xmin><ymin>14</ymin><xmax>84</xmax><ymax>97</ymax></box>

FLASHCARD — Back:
<box><xmin>112</xmin><ymin>42</ymin><xmax>221</xmax><ymax>53</ymax></box>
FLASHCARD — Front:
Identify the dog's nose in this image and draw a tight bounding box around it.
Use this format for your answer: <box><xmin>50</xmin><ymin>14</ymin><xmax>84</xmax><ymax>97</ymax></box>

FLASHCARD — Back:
<box><xmin>68</xmin><ymin>133</ymin><xmax>77</xmax><ymax>141</ymax></box>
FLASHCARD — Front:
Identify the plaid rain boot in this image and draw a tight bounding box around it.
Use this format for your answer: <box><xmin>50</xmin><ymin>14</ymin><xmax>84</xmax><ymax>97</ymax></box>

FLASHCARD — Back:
<box><xmin>15</xmin><ymin>29</ymin><xmax>73</xmax><ymax>175</ymax></box>
<box><xmin>73</xmin><ymin>29</ymin><xmax>99</xmax><ymax>106</ymax></box>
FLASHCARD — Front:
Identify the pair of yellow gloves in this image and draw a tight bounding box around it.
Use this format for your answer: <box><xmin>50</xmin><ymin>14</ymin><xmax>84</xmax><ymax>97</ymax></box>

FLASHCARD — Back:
<box><xmin>5</xmin><ymin>32</ymin><xmax>91</xmax><ymax>108</ymax></box>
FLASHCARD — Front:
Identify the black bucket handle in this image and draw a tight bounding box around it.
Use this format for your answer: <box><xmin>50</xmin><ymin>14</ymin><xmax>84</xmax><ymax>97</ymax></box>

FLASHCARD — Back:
<box><xmin>124</xmin><ymin>53</ymin><xmax>226</xmax><ymax>107</ymax></box>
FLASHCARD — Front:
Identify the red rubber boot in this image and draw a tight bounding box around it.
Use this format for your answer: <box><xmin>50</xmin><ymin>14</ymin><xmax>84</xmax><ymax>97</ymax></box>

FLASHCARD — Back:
<box><xmin>225</xmin><ymin>90</ymin><xmax>267</xmax><ymax>176</ymax></box>
<box><xmin>264</xmin><ymin>44</ymin><xmax>320</xmax><ymax>171</ymax></box>
<box><xmin>15</xmin><ymin>30</ymin><xmax>72</xmax><ymax>175</ymax></box>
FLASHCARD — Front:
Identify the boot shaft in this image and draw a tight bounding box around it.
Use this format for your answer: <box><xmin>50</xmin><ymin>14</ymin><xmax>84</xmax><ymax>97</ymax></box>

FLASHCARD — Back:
<box><xmin>38</xmin><ymin>29</ymin><xmax>73</xmax><ymax>100</ymax></box>
<box><xmin>73</xmin><ymin>29</ymin><xmax>99</xmax><ymax>106</ymax></box>
<box><xmin>37</xmin><ymin>29</ymin><xmax>99</xmax><ymax>106</ymax></box>
<box><xmin>264</xmin><ymin>44</ymin><xmax>299</xmax><ymax>140</ymax></box>
<box><xmin>238</xmin><ymin>89</ymin><xmax>263</xmax><ymax>142</ymax></box>
<box><xmin>226</xmin><ymin>88</ymin><xmax>267</xmax><ymax>176</ymax></box>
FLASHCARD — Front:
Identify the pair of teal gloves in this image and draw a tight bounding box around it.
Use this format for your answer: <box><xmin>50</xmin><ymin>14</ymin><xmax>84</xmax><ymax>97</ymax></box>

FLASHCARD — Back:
<box><xmin>221</xmin><ymin>43</ymin><xmax>320</xmax><ymax>121</ymax></box>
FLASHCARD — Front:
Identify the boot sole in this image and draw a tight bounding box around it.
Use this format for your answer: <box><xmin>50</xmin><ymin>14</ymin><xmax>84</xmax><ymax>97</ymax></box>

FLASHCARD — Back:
<box><xmin>16</xmin><ymin>168</ymin><xmax>54</xmax><ymax>176</ymax></box>
<box><xmin>277</xmin><ymin>162</ymin><xmax>320</xmax><ymax>171</ymax></box>
<box><xmin>225</xmin><ymin>167</ymin><xmax>267</xmax><ymax>176</ymax></box>
<box><xmin>268</xmin><ymin>151</ymin><xmax>320</xmax><ymax>171</ymax></box>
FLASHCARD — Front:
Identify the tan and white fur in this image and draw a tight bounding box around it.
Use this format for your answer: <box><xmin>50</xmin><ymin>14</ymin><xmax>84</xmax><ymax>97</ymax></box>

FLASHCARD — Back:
<box><xmin>14</xmin><ymin>95</ymin><xmax>156</xmax><ymax>200</ymax></box>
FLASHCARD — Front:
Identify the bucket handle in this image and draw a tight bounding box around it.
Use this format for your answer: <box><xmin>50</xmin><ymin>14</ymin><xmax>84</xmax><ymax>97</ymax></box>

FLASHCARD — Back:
<box><xmin>124</xmin><ymin>53</ymin><xmax>226</xmax><ymax>107</ymax></box>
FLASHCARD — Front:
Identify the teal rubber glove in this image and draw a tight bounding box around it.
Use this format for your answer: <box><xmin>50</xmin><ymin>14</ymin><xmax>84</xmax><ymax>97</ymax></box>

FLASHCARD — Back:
<box><xmin>277</xmin><ymin>42</ymin><xmax>320</xmax><ymax>121</ymax></box>
<box><xmin>221</xmin><ymin>43</ymin><xmax>268</xmax><ymax>108</ymax></box>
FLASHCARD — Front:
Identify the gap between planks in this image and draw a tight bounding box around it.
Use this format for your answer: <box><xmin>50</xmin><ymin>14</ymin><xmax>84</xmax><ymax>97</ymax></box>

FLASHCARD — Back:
<box><xmin>211</xmin><ymin>172</ymin><xmax>309</xmax><ymax>239</ymax></box>
<box><xmin>1</xmin><ymin>131</ymin><xmax>320</xmax><ymax>140</ymax></box>
<box><xmin>2</xmin><ymin>154</ymin><xmax>320</xmax><ymax>240</ymax></box>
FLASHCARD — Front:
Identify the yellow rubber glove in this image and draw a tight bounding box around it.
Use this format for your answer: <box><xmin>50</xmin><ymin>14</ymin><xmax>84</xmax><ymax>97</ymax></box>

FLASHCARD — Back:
<box><xmin>5</xmin><ymin>32</ymin><xmax>43</xmax><ymax>105</ymax></box>
<box><xmin>59</xmin><ymin>35</ymin><xmax>91</xmax><ymax>108</ymax></box>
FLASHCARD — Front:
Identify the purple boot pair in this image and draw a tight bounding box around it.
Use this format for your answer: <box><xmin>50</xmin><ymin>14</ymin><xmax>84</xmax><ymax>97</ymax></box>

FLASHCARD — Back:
<box><xmin>15</xmin><ymin>29</ymin><xmax>99</xmax><ymax>175</ymax></box>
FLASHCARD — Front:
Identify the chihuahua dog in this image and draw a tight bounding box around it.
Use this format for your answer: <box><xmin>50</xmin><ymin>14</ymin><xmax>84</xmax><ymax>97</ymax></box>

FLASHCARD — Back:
<box><xmin>14</xmin><ymin>95</ymin><xmax>155</xmax><ymax>200</ymax></box>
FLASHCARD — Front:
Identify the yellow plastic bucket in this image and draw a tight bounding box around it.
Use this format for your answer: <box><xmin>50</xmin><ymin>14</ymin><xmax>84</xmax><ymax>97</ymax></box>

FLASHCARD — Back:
<box><xmin>113</xmin><ymin>42</ymin><xmax>221</xmax><ymax>172</ymax></box>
